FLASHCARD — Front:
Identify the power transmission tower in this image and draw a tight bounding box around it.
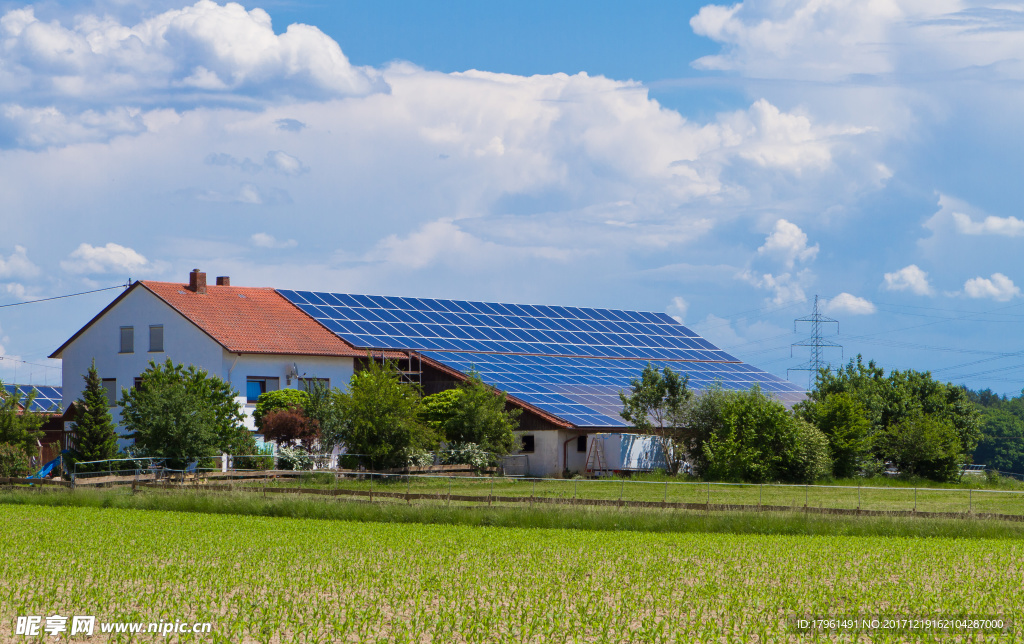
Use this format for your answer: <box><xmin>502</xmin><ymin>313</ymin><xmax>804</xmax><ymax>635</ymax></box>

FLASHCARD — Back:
<box><xmin>788</xmin><ymin>295</ymin><xmax>842</xmax><ymax>388</ymax></box>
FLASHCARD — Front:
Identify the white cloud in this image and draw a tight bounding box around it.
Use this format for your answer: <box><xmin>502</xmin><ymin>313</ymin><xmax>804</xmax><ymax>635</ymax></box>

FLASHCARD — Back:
<box><xmin>824</xmin><ymin>292</ymin><xmax>876</xmax><ymax>315</ymax></box>
<box><xmin>263</xmin><ymin>151</ymin><xmax>308</xmax><ymax>176</ymax></box>
<box><xmin>250</xmin><ymin>233</ymin><xmax>297</xmax><ymax>249</ymax></box>
<box><xmin>757</xmin><ymin>219</ymin><xmax>818</xmax><ymax>269</ymax></box>
<box><xmin>0</xmin><ymin>2</ymin><xmax>382</xmax><ymax>105</ymax></box>
<box><xmin>689</xmin><ymin>1</ymin><xmax>1024</xmax><ymax>83</ymax></box>
<box><xmin>964</xmin><ymin>273</ymin><xmax>1020</xmax><ymax>302</ymax></box>
<box><xmin>666</xmin><ymin>296</ymin><xmax>688</xmax><ymax>324</ymax></box>
<box><xmin>60</xmin><ymin>242</ymin><xmax>150</xmax><ymax>274</ymax></box>
<box><xmin>205</xmin><ymin>150</ymin><xmax>308</xmax><ymax>176</ymax></box>
<box><xmin>0</xmin><ymin>245</ymin><xmax>40</xmax><ymax>279</ymax></box>
<box><xmin>952</xmin><ymin>212</ymin><xmax>1024</xmax><ymax>237</ymax></box>
<box><xmin>369</xmin><ymin>219</ymin><xmax>574</xmax><ymax>270</ymax></box>
<box><xmin>741</xmin><ymin>268</ymin><xmax>813</xmax><ymax>306</ymax></box>
<box><xmin>883</xmin><ymin>264</ymin><xmax>932</xmax><ymax>295</ymax></box>
<box><xmin>191</xmin><ymin>183</ymin><xmax>291</xmax><ymax>205</ymax></box>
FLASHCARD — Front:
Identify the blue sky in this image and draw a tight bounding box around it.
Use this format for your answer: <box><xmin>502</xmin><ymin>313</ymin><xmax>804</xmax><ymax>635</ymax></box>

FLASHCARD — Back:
<box><xmin>2</xmin><ymin>0</ymin><xmax>1024</xmax><ymax>395</ymax></box>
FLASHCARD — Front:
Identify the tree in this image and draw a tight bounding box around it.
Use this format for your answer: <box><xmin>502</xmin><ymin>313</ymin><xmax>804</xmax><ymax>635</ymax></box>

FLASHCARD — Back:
<box><xmin>689</xmin><ymin>384</ymin><xmax>831</xmax><ymax>483</ymax></box>
<box><xmin>0</xmin><ymin>381</ymin><xmax>44</xmax><ymax>459</ymax></box>
<box><xmin>335</xmin><ymin>358</ymin><xmax>436</xmax><ymax>469</ymax></box>
<box><xmin>0</xmin><ymin>442</ymin><xmax>30</xmax><ymax>477</ymax></box>
<box><xmin>802</xmin><ymin>392</ymin><xmax>871</xmax><ymax>478</ymax></box>
<box><xmin>253</xmin><ymin>389</ymin><xmax>310</xmax><ymax>431</ymax></box>
<box><xmin>119</xmin><ymin>359</ymin><xmax>248</xmax><ymax>467</ymax></box>
<box><xmin>619</xmin><ymin>363</ymin><xmax>692</xmax><ymax>474</ymax></box>
<box><xmin>422</xmin><ymin>371</ymin><xmax>521</xmax><ymax>459</ymax></box>
<box><xmin>261</xmin><ymin>408</ymin><xmax>320</xmax><ymax>449</ymax></box>
<box><xmin>304</xmin><ymin>379</ymin><xmax>338</xmax><ymax>447</ymax></box>
<box><xmin>872</xmin><ymin>413</ymin><xmax>962</xmax><ymax>482</ymax></box>
<box><xmin>420</xmin><ymin>389</ymin><xmax>462</xmax><ymax>433</ymax></box>
<box><xmin>69</xmin><ymin>360</ymin><xmax>119</xmax><ymax>472</ymax></box>
<box><xmin>973</xmin><ymin>407</ymin><xmax>1024</xmax><ymax>473</ymax></box>
<box><xmin>804</xmin><ymin>355</ymin><xmax>981</xmax><ymax>481</ymax></box>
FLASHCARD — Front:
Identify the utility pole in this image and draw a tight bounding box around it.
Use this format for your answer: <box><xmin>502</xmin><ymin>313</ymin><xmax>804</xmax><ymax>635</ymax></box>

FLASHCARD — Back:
<box><xmin>788</xmin><ymin>295</ymin><xmax>842</xmax><ymax>388</ymax></box>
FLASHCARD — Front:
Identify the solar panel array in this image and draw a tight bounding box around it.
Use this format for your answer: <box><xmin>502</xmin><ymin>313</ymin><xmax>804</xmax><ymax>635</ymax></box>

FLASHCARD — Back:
<box><xmin>419</xmin><ymin>352</ymin><xmax>806</xmax><ymax>427</ymax></box>
<box><xmin>278</xmin><ymin>290</ymin><xmax>807</xmax><ymax>427</ymax></box>
<box><xmin>2</xmin><ymin>385</ymin><xmax>62</xmax><ymax>413</ymax></box>
<box><xmin>278</xmin><ymin>290</ymin><xmax>736</xmax><ymax>361</ymax></box>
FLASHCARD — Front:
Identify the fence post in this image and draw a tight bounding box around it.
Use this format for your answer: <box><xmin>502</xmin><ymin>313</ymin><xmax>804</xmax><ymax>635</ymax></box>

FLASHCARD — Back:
<box><xmin>447</xmin><ymin>476</ymin><xmax>452</xmax><ymax>507</ymax></box>
<box><xmin>490</xmin><ymin>476</ymin><xmax>494</xmax><ymax>506</ymax></box>
<box><xmin>531</xmin><ymin>478</ymin><xmax>536</xmax><ymax>506</ymax></box>
<box><xmin>759</xmin><ymin>483</ymin><xmax>762</xmax><ymax>511</ymax></box>
<box><xmin>663</xmin><ymin>480</ymin><xmax>668</xmax><ymax>505</ymax></box>
<box><xmin>969</xmin><ymin>489</ymin><xmax>972</xmax><ymax>514</ymax></box>
<box><xmin>407</xmin><ymin>475</ymin><xmax>411</xmax><ymax>505</ymax></box>
<box><xmin>369</xmin><ymin>472</ymin><xmax>373</xmax><ymax>503</ymax></box>
<box><xmin>707</xmin><ymin>481</ymin><xmax>710</xmax><ymax>510</ymax></box>
<box><xmin>805</xmin><ymin>484</ymin><xmax>808</xmax><ymax>511</ymax></box>
<box><xmin>914</xmin><ymin>487</ymin><xmax>917</xmax><ymax>513</ymax></box>
<box><xmin>858</xmin><ymin>484</ymin><xmax>861</xmax><ymax>512</ymax></box>
<box><xmin>619</xmin><ymin>478</ymin><xmax>624</xmax><ymax>507</ymax></box>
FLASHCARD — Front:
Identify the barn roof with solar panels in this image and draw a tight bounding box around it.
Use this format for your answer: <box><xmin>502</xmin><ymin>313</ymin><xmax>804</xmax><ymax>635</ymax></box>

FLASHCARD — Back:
<box><xmin>52</xmin><ymin>276</ymin><xmax>807</xmax><ymax>430</ymax></box>
<box><xmin>275</xmin><ymin>289</ymin><xmax>807</xmax><ymax>427</ymax></box>
<box><xmin>2</xmin><ymin>385</ymin><xmax>62</xmax><ymax>413</ymax></box>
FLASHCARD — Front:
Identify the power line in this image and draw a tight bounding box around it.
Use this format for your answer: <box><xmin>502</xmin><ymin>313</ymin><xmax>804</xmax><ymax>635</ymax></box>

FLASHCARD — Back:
<box><xmin>0</xmin><ymin>283</ymin><xmax>128</xmax><ymax>309</ymax></box>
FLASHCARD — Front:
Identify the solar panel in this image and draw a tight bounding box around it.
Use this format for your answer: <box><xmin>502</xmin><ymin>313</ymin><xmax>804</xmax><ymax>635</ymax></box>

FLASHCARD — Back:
<box><xmin>416</xmin><ymin>352</ymin><xmax>806</xmax><ymax>427</ymax></box>
<box><xmin>2</xmin><ymin>384</ymin><xmax>62</xmax><ymax>413</ymax></box>
<box><xmin>276</xmin><ymin>289</ymin><xmax>806</xmax><ymax>427</ymax></box>
<box><xmin>278</xmin><ymin>290</ymin><xmax>727</xmax><ymax>362</ymax></box>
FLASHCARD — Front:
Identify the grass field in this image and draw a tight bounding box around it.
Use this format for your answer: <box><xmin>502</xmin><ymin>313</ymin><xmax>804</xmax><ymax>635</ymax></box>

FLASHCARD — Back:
<box><xmin>1</xmin><ymin>502</ymin><xmax>1022</xmax><ymax>643</ymax></box>
<box><xmin>183</xmin><ymin>472</ymin><xmax>1024</xmax><ymax>516</ymax></box>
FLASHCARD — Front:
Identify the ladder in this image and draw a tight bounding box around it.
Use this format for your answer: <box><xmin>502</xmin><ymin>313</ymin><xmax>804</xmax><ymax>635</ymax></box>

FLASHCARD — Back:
<box><xmin>584</xmin><ymin>435</ymin><xmax>610</xmax><ymax>477</ymax></box>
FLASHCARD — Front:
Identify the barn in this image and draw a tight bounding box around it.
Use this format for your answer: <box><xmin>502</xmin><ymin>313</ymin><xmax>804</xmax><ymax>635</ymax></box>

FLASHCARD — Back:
<box><xmin>51</xmin><ymin>270</ymin><xmax>806</xmax><ymax>476</ymax></box>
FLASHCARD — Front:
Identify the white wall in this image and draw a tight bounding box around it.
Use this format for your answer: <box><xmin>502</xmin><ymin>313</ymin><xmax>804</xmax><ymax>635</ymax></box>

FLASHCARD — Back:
<box><xmin>224</xmin><ymin>352</ymin><xmax>354</xmax><ymax>431</ymax></box>
<box><xmin>514</xmin><ymin>430</ymin><xmax>588</xmax><ymax>478</ymax></box>
<box><xmin>59</xmin><ymin>286</ymin><xmax>355</xmax><ymax>444</ymax></box>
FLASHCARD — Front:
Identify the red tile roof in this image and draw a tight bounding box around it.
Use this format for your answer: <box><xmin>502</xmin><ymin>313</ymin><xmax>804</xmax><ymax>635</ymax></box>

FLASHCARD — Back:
<box><xmin>142</xmin><ymin>281</ymin><xmax>403</xmax><ymax>358</ymax></box>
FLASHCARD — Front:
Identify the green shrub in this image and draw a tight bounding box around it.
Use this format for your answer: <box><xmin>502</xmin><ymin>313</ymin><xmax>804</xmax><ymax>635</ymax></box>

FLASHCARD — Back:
<box><xmin>691</xmin><ymin>385</ymin><xmax>829</xmax><ymax>483</ymax></box>
<box><xmin>253</xmin><ymin>389</ymin><xmax>310</xmax><ymax>431</ymax></box>
<box><xmin>440</xmin><ymin>442</ymin><xmax>492</xmax><ymax>470</ymax></box>
<box><xmin>0</xmin><ymin>442</ymin><xmax>30</xmax><ymax>477</ymax></box>
<box><xmin>276</xmin><ymin>446</ymin><xmax>313</xmax><ymax>471</ymax></box>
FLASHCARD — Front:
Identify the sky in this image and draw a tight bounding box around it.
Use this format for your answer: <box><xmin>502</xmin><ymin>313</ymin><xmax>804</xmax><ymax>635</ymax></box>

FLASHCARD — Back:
<box><xmin>2</xmin><ymin>0</ymin><xmax>1024</xmax><ymax>395</ymax></box>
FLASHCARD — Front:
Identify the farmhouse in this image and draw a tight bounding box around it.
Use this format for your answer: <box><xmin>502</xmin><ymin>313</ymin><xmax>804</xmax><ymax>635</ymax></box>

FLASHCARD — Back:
<box><xmin>50</xmin><ymin>270</ymin><xmax>806</xmax><ymax>476</ymax></box>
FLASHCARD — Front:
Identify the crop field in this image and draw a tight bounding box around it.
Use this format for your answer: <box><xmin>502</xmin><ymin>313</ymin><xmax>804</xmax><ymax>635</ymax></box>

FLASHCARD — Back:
<box><xmin>1</xmin><ymin>504</ymin><xmax>1021</xmax><ymax>643</ymax></box>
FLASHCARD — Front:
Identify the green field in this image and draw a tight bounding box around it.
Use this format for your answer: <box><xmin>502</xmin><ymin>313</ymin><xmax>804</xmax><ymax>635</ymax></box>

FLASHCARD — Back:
<box><xmin>1</xmin><ymin>503</ymin><xmax>1021</xmax><ymax>642</ymax></box>
<box><xmin>188</xmin><ymin>473</ymin><xmax>1024</xmax><ymax>517</ymax></box>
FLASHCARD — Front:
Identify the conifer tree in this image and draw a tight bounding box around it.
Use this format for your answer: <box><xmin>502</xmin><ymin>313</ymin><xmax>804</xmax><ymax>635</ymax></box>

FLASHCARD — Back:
<box><xmin>71</xmin><ymin>360</ymin><xmax>119</xmax><ymax>471</ymax></box>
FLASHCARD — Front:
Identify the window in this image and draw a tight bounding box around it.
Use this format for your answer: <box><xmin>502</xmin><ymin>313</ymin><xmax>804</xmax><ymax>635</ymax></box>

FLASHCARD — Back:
<box><xmin>101</xmin><ymin>378</ymin><xmax>118</xmax><ymax>407</ymax></box>
<box><xmin>298</xmin><ymin>377</ymin><xmax>329</xmax><ymax>392</ymax></box>
<box><xmin>149</xmin><ymin>325</ymin><xmax>164</xmax><ymax>352</ymax></box>
<box><xmin>134</xmin><ymin>377</ymin><xmax>143</xmax><ymax>390</ymax></box>
<box><xmin>246</xmin><ymin>377</ymin><xmax>279</xmax><ymax>403</ymax></box>
<box><xmin>577</xmin><ymin>436</ymin><xmax>587</xmax><ymax>453</ymax></box>
<box><xmin>119</xmin><ymin>326</ymin><xmax>134</xmax><ymax>353</ymax></box>
<box><xmin>521</xmin><ymin>435</ymin><xmax>535</xmax><ymax>453</ymax></box>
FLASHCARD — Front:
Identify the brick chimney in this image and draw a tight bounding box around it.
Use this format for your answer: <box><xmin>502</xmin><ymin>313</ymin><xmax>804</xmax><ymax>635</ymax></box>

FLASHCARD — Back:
<box><xmin>188</xmin><ymin>269</ymin><xmax>207</xmax><ymax>294</ymax></box>
<box><xmin>216</xmin><ymin>276</ymin><xmax>230</xmax><ymax>286</ymax></box>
